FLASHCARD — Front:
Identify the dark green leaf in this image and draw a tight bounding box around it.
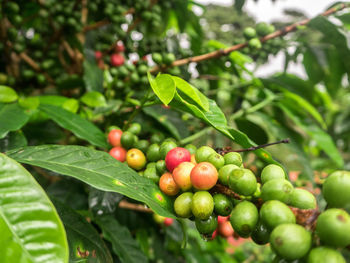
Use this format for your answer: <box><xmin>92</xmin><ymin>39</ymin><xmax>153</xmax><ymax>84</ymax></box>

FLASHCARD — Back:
<box><xmin>95</xmin><ymin>215</ymin><xmax>148</xmax><ymax>263</ymax></box>
<box><xmin>83</xmin><ymin>60</ymin><xmax>103</xmax><ymax>92</ymax></box>
<box><xmin>8</xmin><ymin>145</ymin><xmax>175</xmax><ymax>217</ymax></box>
<box><xmin>81</xmin><ymin>92</ymin><xmax>107</xmax><ymax>108</ymax></box>
<box><xmin>279</xmin><ymin>103</ymin><xmax>343</xmax><ymax>167</ymax></box>
<box><xmin>88</xmin><ymin>188</ymin><xmax>123</xmax><ymax>215</ymax></box>
<box><xmin>53</xmin><ymin>199</ymin><xmax>113</xmax><ymax>263</ymax></box>
<box><xmin>0</xmin><ymin>103</ymin><xmax>30</xmax><ymax>139</ymax></box>
<box><xmin>148</xmin><ymin>72</ymin><xmax>176</xmax><ymax>106</ymax></box>
<box><xmin>0</xmin><ymin>131</ymin><xmax>27</xmax><ymax>152</ymax></box>
<box><xmin>39</xmin><ymin>104</ymin><xmax>108</xmax><ymax>148</ymax></box>
<box><xmin>309</xmin><ymin>16</ymin><xmax>350</xmax><ymax>75</ymax></box>
<box><xmin>0</xmin><ymin>85</ymin><xmax>18</xmax><ymax>103</ymax></box>
<box><xmin>0</xmin><ymin>153</ymin><xmax>68</xmax><ymax>263</ymax></box>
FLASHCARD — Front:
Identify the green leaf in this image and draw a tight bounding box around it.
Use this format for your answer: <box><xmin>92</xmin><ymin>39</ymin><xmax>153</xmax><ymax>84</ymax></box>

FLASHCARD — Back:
<box><xmin>309</xmin><ymin>16</ymin><xmax>350</xmax><ymax>75</ymax></box>
<box><xmin>171</xmin><ymin>76</ymin><xmax>209</xmax><ymax>111</ymax></box>
<box><xmin>62</xmin><ymin>98</ymin><xmax>79</xmax><ymax>113</ymax></box>
<box><xmin>0</xmin><ymin>103</ymin><xmax>30</xmax><ymax>139</ymax></box>
<box><xmin>38</xmin><ymin>95</ymin><xmax>69</xmax><ymax>106</ymax></box>
<box><xmin>281</xmin><ymin>91</ymin><xmax>326</xmax><ymax>129</ymax></box>
<box><xmin>148</xmin><ymin>72</ymin><xmax>176</xmax><ymax>106</ymax></box>
<box><xmin>81</xmin><ymin>92</ymin><xmax>107</xmax><ymax>108</ymax></box>
<box><xmin>8</xmin><ymin>145</ymin><xmax>175</xmax><ymax>217</ymax></box>
<box><xmin>52</xmin><ymin>199</ymin><xmax>113</xmax><ymax>263</ymax></box>
<box><xmin>279</xmin><ymin>103</ymin><xmax>343</xmax><ymax>167</ymax></box>
<box><xmin>39</xmin><ymin>104</ymin><xmax>108</xmax><ymax>148</ymax></box>
<box><xmin>95</xmin><ymin>215</ymin><xmax>148</xmax><ymax>263</ymax></box>
<box><xmin>0</xmin><ymin>131</ymin><xmax>27</xmax><ymax>152</ymax></box>
<box><xmin>303</xmin><ymin>46</ymin><xmax>325</xmax><ymax>84</ymax></box>
<box><xmin>83</xmin><ymin>60</ymin><xmax>103</xmax><ymax>92</ymax></box>
<box><xmin>0</xmin><ymin>153</ymin><xmax>68</xmax><ymax>263</ymax></box>
<box><xmin>88</xmin><ymin>188</ymin><xmax>123</xmax><ymax>215</ymax></box>
<box><xmin>0</xmin><ymin>85</ymin><xmax>18</xmax><ymax>103</ymax></box>
<box><xmin>18</xmin><ymin>97</ymin><xmax>40</xmax><ymax>110</ymax></box>
<box><xmin>142</xmin><ymin>106</ymin><xmax>182</xmax><ymax>140</ymax></box>
<box><xmin>170</xmin><ymin>94</ymin><xmax>279</xmax><ymax>165</ymax></box>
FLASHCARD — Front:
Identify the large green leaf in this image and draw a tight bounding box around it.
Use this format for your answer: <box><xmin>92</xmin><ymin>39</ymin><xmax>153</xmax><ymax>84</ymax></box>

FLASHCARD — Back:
<box><xmin>39</xmin><ymin>104</ymin><xmax>108</xmax><ymax>148</ymax></box>
<box><xmin>0</xmin><ymin>153</ymin><xmax>68</xmax><ymax>263</ymax></box>
<box><xmin>309</xmin><ymin>16</ymin><xmax>350</xmax><ymax>75</ymax></box>
<box><xmin>0</xmin><ymin>131</ymin><xmax>27</xmax><ymax>152</ymax></box>
<box><xmin>95</xmin><ymin>215</ymin><xmax>148</xmax><ymax>263</ymax></box>
<box><xmin>171</xmin><ymin>94</ymin><xmax>279</xmax><ymax>165</ymax></box>
<box><xmin>81</xmin><ymin>92</ymin><xmax>107</xmax><ymax>108</ymax></box>
<box><xmin>278</xmin><ymin>103</ymin><xmax>343</xmax><ymax>167</ymax></box>
<box><xmin>0</xmin><ymin>103</ymin><xmax>30</xmax><ymax>139</ymax></box>
<box><xmin>83</xmin><ymin>61</ymin><xmax>103</xmax><ymax>92</ymax></box>
<box><xmin>8</xmin><ymin>145</ymin><xmax>175</xmax><ymax>217</ymax></box>
<box><xmin>147</xmin><ymin>72</ymin><xmax>176</xmax><ymax>106</ymax></box>
<box><xmin>0</xmin><ymin>86</ymin><xmax>18</xmax><ymax>103</ymax></box>
<box><xmin>171</xmin><ymin>76</ymin><xmax>209</xmax><ymax>111</ymax></box>
<box><xmin>52</xmin><ymin>199</ymin><xmax>113</xmax><ymax>263</ymax></box>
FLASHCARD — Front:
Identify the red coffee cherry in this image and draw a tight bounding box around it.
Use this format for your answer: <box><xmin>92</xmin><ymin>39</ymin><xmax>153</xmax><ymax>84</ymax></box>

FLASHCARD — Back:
<box><xmin>165</xmin><ymin>147</ymin><xmax>191</xmax><ymax>172</ymax></box>
<box><xmin>190</xmin><ymin>162</ymin><xmax>218</xmax><ymax>190</ymax></box>
<box><xmin>109</xmin><ymin>147</ymin><xmax>127</xmax><ymax>162</ymax></box>
<box><xmin>159</xmin><ymin>172</ymin><xmax>180</xmax><ymax>196</ymax></box>
<box><xmin>110</xmin><ymin>53</ymin><xmax>125</xmax><ymax>67</ymax></box>
<box><xmin>108</xmin><ymin>129</ymin><xmax>123</xmax><ymax>147</ymax></box>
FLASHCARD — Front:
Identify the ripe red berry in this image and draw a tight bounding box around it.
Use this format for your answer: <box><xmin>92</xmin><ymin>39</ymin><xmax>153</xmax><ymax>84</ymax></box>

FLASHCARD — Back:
<box><xmin>109</xmin><ymin>147</ymin><xmax>127</xmax><ymax>162</ymax></box>
<box><xmin>95</xmin><ymin>51</ymin><xmax>103</xmax><ymax>60</ymax></box>
<box><xmin>115</xmin><ymin>42</ymin><xmax>125</xmax><ymax>53</ymax></box>
<box><xmin>217</xmin><ymin>215</ymin><xmax>229</xmax><ymax>224</ymax></box>
<box><xmin>165</xmin><ymin>147</ymin><xmax>191</xmax><ymax>172</ymax></box>
<box><xmin>110</xmin><ymin>53</ymin><xmax>125</xmax><ymax>67</ymax></box>
<box><xmin>190</xmin><ymin>162</ymin><xmax>218</xmax><ymax>190</ymax></box>
<box><xmin>211</xmin><ymin>229</ymin><xmax>218</xmax><ymax>240</ymax></box>
<box><xmin>218</xmin><ymin>221</ymin><xmax>234</xmax><ymax>237</ymax></box>
<box><xmin>172</xmin><ymin>162</ymin><xmax>194</xmax><ymax>191</ymax></box>
<box><xmin>108</xmin><ymin>129</ymin><xmax>123</xmax><ymax>147</ymax></box>
<box><xmin>164</xmin><ymin>217</ymin><xmax>174</xmax><ymax>226</ymax></box>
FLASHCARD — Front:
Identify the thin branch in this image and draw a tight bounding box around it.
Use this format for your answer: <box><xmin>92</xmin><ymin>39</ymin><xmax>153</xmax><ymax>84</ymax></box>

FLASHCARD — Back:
<box><xmin>217</xmin><ymin>138</ymin><xmax>290</xmax><ymax>155</ymax></box>
<box><xmin>149</xmin><ymin>3</ymin><xmax>350</xmax><ymax>73</ymax></box>
<box><xmin>19</xmin><ymin>52</ymin><xmax>54</xmax><ymax>83</ymax></box>
<box><xmin>118</xmin><ymin>200</ymin><xmax>152</xmax><ymax>213</ymax></box>
<box><xmin>82</xmin><ymin>8</ymin><xmax>135</xmax><ymax>32</ymax></box>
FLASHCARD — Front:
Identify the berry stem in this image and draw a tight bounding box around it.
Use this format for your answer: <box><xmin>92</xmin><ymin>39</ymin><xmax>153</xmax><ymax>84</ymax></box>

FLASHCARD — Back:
<box><xmin>149</xmin><ymin>3</ymin><xmax>350</xmax><ymax>73</ymax></box>
<box><xmin>217</xmin><ymin>138</ymin><xmax>290</xmax><ymax>154</ymax></box>
<box><xmin>118</xmin><ymin>200</ymin><xmax>152</xmax><ymax>213</ymax></box>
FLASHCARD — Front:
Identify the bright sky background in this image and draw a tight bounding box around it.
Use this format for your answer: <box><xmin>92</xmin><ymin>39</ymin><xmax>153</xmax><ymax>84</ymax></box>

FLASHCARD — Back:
<box><xmin>195</xmin><ymin>0</ymin><xmax>337</xmax><ymax>77</ymax></box>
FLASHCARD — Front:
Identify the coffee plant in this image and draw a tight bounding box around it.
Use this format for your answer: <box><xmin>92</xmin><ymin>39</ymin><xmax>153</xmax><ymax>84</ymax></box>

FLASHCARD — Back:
<box><xmin>1</xmin><ymin>0</ymin><xmax>350</xmax><ymax>262</ymax></box>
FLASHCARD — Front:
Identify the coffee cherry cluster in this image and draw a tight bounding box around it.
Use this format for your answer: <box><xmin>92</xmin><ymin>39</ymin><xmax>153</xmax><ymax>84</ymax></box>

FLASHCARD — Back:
<box><xmin>239</xmin><ymin>22</ymin><xmax>284</xmax><ymax>63</ymax></box>
<box><xmin>106</xmin><ymin>124</ymin><xmax>349</xmax><ymax>262</ymax></box>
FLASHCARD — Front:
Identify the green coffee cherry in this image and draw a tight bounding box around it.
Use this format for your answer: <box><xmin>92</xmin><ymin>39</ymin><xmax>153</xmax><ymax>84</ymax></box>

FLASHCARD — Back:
<box><xmin>121</xmin><ymin>131</ymin><xmax>136</xmax><ymax>149</ymax></box>
<box><xmin>218</xmin><ymin>164</ymin><xmax>239</xmax><ymax>186</ymax></box>
<box><xmin>289</xmin><ymin>188</ymin><xmax>316</xmax><ymax>209</ymax></box>
<box><xmin>243</xmin><ymin>27</ymin><xmax>257</xmax><ymax>39</ymax></box>
<box><xmin>152</xmin><ymin>53</ymin><xmax>163</xmax><ymax>64</ymax></box>
<box><xmin>251</xmin><ymin>221</ymin><xmax>270</xmax><ymax>245</ymax></box>
<box><xmin>146</xmin><ymin>143</ymin><xmax>160</xmax><ymax>162</ymax></box>
<box><xmin>159</xmin><ymin>141</ymin><xmax>177</xmax><ymax>159</ymax></box>
<box><xmin>228</xmin><ymin>168</ymin><xmax>257</xmax><ymax>196</ymax></box>
<box><xmin>223</xmin><ymin>152</ymin><xmax>242</xmax><ymax>166</ymax></box>
<box><xmin>256</xmin><ymin>22</ymin><xmax>275</xmax><ymax>36</ymax></box>
<box><xmin>261</xmin><ymin>164</ymin><xmax>286</xmax><ymax>184</ymax></box>
<box><xmin>207</xmin><ymin>153</ymin><xmax>225</xmax><ymax>170</ymax></box>
<box><xmin>184</xmin><ymin>144</ymin><xmax>197</xmax><ymax>155</ymax></box>
<box><xmin>261</xmin><ymin>179</ymin><xmax>294</xmax><ymax>204</ymax></box>
<box><xmin>163</xmin><ymin>53</ymin><xmax>175</xmax><ymax>65</ymax></box>
<box><xmin>260</xmin><ymin>200</ymin><xmax>296</xmax><ymax>230</ymax></box>
<box><xmin>191</xmin><ymin>191</ymin><xmax>214</xmax><ymax>220</ymax></box>
<box><xmin>195</xmin><ymin>146</ymin><xmax>216</xmax><ymax>163</ymax></box>
<box><xmin>307</xmin><ymin>246</ymin><xmax>346</xmax><ymax>263</ymax></box>
<box><xmin>195</xmin><ymin>214</ymin><xmax>218</xmax><ymax>234</ymax></box>
<box><xmin>316</xmin><ymin>208</ymin><xmax>350</xmax><ymax>247</ymax></box>
<box><xmin>322</xmin><ymin>171</ymin><xmax>350</xmax><ymax>211</ymax></box>
<box><xmin>174</xmin><ymin>192</ymin><xmax>193</xmax><ymax>218</ymax></box>
<box><xmin>230</xmin><ymin>201</ymin><xmax>258</xmax><ymax>237</ymax></box>
<box><xmin>248</xmin><ymin>38</ymin><xmax>262</xmax><ymax>49</ymax></box>
<box><xmin>270</xmin><ymin>223</ymin><xmax>312</xmax><ymax>261</ymax></box>
<box><xmin>144</xmin><ymin>167</ymin><xmax>159</xmax><ymax>183</ymax></box>
<box><xmin>134</xmin><ymin>140</ymin><xmax>149</xmax><ymax>153</ymax></box>
<box><xmin>213</xmin><ymin>193</ymin><xmax>233</xmax><ymax>216</ymax></box>
<box><xmin>156</xmin><ymin>160</ymin><xmax>167</xmax><ymax>175</ymax></box>
<box><xmin>150</xmin><ymin>133</ymin><xmax>164</xmax><ymax>144</ymax></box>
